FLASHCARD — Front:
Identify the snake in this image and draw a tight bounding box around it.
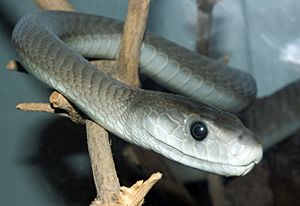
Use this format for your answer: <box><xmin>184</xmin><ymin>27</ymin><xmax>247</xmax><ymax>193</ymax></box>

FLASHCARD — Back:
<box><xmin>12</xmin><ymin>11</ymin><xmax>263</xmax><ymax>176</ymax></box>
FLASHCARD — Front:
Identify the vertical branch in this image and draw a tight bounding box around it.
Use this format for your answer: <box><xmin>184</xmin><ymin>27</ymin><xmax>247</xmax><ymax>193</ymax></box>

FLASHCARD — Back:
<box><xmin>86</xmin><ymin>120</ymin><xmax>120</xmax><ymax>202</ymax></box>
<box><xmin>208</xmin><ymin>174</ymin><xmax>225</xmax><ymax>206</ymax></box>
<box><xmin>197</xmin><ymin>0</ymin><xmax>219</xmax><ymax>55</ymax></box>
<box><xmin>197</xmin><ymin>1</ymin><xmax>226</xmax><ymax>206</ymax></box>
<box><xmin>116</xmin><ymin>0</ymin><xmax>150</xmax><ymax>87</ymax></box>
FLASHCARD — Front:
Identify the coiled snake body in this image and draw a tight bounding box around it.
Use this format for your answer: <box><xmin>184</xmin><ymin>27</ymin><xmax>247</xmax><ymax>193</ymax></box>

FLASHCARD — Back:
<box><xmin>12</xmin><ymin>11</ymin><xmax>263</xmax><ymax>176</ymax></box>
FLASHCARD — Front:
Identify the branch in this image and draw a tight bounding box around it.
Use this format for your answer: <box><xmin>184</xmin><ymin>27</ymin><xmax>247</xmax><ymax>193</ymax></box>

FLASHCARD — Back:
<box><xmin>14</xmin><ymin>0</ymin><xmax>161</xmax><ymax>205</ymax></box>
<box><xmin>115</xmin><ymin>0</ymin><xmax>150</xmax><ymax>87</ymax></box>
<box><xmin>16</xmin><ymin>91</ymin><xmax>86</xmax><ymax>124</ymax></box>
<box><xmin>34</xmin><ymin>0</ymin><xmax>74</xmax><ymax>11</ymax></box>
<box><xmin>86</xmin><ymin>120</ymin><xmax>120</xmax><ymax>204</ymax></box>
<box><xmin>119</xmin><ymin>173</ymin><xmax>162</xmax><ymax>206</ymax></box>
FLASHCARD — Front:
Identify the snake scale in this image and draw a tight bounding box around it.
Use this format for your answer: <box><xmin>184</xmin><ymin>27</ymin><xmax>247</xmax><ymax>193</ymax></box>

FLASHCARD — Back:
<box><xmin>12</xmin><ymin>11</ymin><xmax>263</xmax><ymax>176</ymax></box>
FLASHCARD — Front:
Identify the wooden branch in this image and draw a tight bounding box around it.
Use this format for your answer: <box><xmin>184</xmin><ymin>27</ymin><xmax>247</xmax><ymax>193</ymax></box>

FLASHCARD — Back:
<box><xmin>34</xmin><ymin>0</ymin><xmax>75</xmax><ymax>11</ymax></box>
<box><xmin>119</xmin><ymin>173</ymin><xmax>162</xmax><ymax>206</ymax></box>
<box><xmin>91</xmin><ymin>60</ymin><xmax>116</xmax><ymax>75</ymax></box>
<box><xmin>16</xmin><ymin>102</ymin><xmax>54</xmax><ymax>113</ymax></box>
<box><xmin>50</xmin><ymin>91</ymin><xmax>86</xmax><ymax>124</ymax></box>
<box><xmin>16</xmin><ymin>91</ymin><xmax>85</xmax><ymax>124</ymax></box>
<box><xmin>197</xmin><ymin>0</ymin><xmax>220</xmax><ymax>55</ymax></box>
<box><xmin>6</xmin><ymin>60</ymin><xmax>18</xmax><ymax>71</ymax></box>
<box><xmin>208</xmin><ymin>174</ymin><xmax>225</xmax><ymax>206</ymax></box>
<box><xmin>86</xmin><ymin>120</ymin><xmax>120</xmax><ymax>204</ymax></box>
<box><xmin>115</xmin><ymin>0</ymin><xmax>150</xmax><ymax>87</ymax></box>
<box><xmin>7</xmin><ymin>60</ymin><xmax>27</xmax><ymax>73</ymax></box>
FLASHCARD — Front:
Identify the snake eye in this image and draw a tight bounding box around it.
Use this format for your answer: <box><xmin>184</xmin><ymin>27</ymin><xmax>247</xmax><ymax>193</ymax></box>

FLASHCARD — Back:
<box><xmin>190</xmin><ymin>121</ymin><xmax>208</xmax><ymax>141</ymax></box>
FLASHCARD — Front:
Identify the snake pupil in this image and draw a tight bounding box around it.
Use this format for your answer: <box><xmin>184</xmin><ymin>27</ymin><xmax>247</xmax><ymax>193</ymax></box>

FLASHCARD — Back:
<box><xmin>190</xmin><ymin>121</ymin><xmax>208</xmax><ymax>141</ymax></box>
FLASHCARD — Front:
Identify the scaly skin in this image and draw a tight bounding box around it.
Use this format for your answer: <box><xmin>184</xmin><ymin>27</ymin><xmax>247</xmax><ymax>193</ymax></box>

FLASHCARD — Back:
<box><xmin>12</xmin><ymin>11</ymin><xmax>262</xmax><ymax>176</ymax></box>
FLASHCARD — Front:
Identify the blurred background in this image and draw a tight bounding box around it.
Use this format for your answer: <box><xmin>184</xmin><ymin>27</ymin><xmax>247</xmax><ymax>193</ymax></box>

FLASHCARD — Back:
<box><xmin>0</xmin><ymin>0</ymin><xmax>299</xmax><ymax>205</ymax></box>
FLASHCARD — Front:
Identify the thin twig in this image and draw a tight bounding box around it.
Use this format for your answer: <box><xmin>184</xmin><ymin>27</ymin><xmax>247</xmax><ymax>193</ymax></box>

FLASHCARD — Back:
<box><xmin>16</xmin><ymin>91</ymin><xmax>85</xmax><ymax>124</ymax></box>
<box><xmin>16</xmin><ymin>102</ymin><xmax>54</xmax><ymax>113</ymax></box>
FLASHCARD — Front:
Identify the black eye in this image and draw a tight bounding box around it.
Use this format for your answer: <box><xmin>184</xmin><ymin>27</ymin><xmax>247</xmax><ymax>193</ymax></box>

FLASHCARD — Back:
<box><xmin>190</xmin><ymin>121</ymin><xmax>208</xmax><ymax>141</ymax></box>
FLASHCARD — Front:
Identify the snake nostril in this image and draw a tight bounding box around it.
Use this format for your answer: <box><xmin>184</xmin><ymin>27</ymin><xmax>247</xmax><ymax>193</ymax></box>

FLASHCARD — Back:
<box><xmin>237</xmin><ymin>130</ymin><xmax>246</xmax><ymax>140</ymax></box>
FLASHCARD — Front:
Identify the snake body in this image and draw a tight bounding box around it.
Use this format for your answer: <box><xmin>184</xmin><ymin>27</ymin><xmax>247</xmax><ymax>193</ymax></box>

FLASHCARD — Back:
<box><xmin>12</xmin><ymin>11</ymin><xmax>262</xmax><ymax>176</ymax></box>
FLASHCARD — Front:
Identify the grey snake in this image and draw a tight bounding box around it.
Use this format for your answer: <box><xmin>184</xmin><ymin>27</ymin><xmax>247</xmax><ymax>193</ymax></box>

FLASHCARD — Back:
<box><xmin>12</xmin><ymin>11</ymin><xmax>263</xmax><ymax>176</ymax></box>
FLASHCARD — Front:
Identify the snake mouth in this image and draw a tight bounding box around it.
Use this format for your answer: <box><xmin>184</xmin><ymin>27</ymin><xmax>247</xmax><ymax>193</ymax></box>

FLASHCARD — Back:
<box><xmin>240</xmin><ymin>161</ymin><xmax>256</xmax><ymax>176</ymax></box>
<box><xmin>148</xmin><ymin>136</ymin><xmax>260</xmax><ymax>176</ymax></box>
<box><xmin>190</xmin><ymin>155</ymin><xmax>257</xmax><ymax>176</ymax></box>
<box><xmin>186</xmin><ymin>156</ymin><xmax>258</xmax><ymax>176</ymax></box>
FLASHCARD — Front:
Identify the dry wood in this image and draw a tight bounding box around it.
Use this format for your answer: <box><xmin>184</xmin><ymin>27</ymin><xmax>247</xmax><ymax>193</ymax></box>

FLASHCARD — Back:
<box><xmin>91</xmin><ymin>60</ymin><xmax>116</xmax><ymax>75</ymax></box>
<box><xmin>86</xmin><ymin>120</ymin><xmax>120</xmax><ymax>205</ymax></box>
<box><xmin>16</xmin><ymin>102</ymin><xmax>54</xmax><ymax>113</ymax></box>
<box><xmin>119</xmin><ymin>172</ymin><xmax>162</xmax><ymax>206</ymax></box>
<box><xmin>15</xmin><ymin>0</ymin><xmax>162</xmax><ymax>205</ymax></box>
<box><xmin>115</xmin><ymin>0</ymin><xmax>150</xmax><ymax>87</ymax></box>
<box><xmin>6</xmin><ymin>60</ymin><xmax>18</xmax><ymax>71</ymax></box>
<box><xmin>34</xmin><ymin>0</ymin><xmax>74</xmax><ymax>11</ymax></box>
<box><xmin>16</xmin><ymin>91</ymin><xmax>85</xmax><ymax>124</ymax></box>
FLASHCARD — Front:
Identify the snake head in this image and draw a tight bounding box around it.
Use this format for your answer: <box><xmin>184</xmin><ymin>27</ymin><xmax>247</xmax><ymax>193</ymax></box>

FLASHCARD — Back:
<box><xmin>132</xmin><ymin>93</ymin><xmax>263</xmax><ymax>176</ymax></box>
